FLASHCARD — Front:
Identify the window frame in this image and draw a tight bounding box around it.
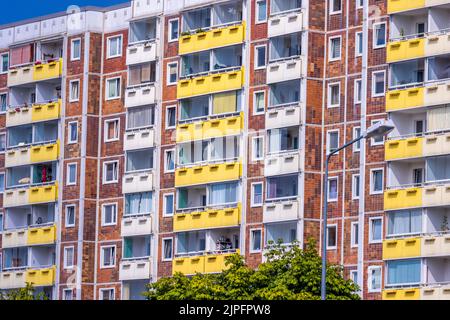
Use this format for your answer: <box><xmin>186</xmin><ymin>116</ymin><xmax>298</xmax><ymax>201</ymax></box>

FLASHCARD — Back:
<box><xmin>329</xmin><ymin>36</ymin><xmax>342</xmax><ymax>61</ymax></box>
<box><xmin>351</xmin><ymin>221</ymin><xmax>359</xmax><ymax>248</ymax></box>
<box><xmin>368</xmin><ymin>265</ymin><xmax>382</xmax><ymax>293</ymax></box>
<box><xmin>0</xmin><ymin>52</ymin><xmax>9</xmax><ymax>74</ymax></box>
<box><xmin>101</xmin><ymin>202</ymin><xmax>118</xmax><ymax>226</ymax></box>
<box><xmin>252</xmin><ymin>136</ymin><xmax>264</xmax><ymax>161</ymax></box>
<box><xmin>326</xmin><ymin>129</ymin><xmax>340</xmax><ymax>155</ymax></box>
<box><xmin>66</xmin><ymin>162</ymin><xmax>77</xmax><ymax>186</ymax></box>
<box><xmin>329</xmin><ymin>0</ymin><xmax>342</xmax><ymax>14</ymax></box>
<box><xmin>253</xmin><ymin>90</ymin><xmax>266</xmax><ymax>115</ymax></box>
<box><xmin>63</xmin><ymin>288</ymin><xmax>74</xmax><ymax>300</ymax></box>
<box><xmin>103</xmin><ymin>160</ymin><xmax>119</xmax><ymax>184</ymax></box>
<box><xmin>370</xmin><ymin>119</ymin><xmax>386</xmax><ymax>146</ymax></box>
<box><xmin>370</xmin><ymin>168</ymin><xmax>384</xmax><ymax>195</ymax></box>
<box><xmin>164</xmin><ymin>149</ymin><xmax>175</xmax><ymax>173</ymax></box>
<box><xmin>251</xmin><ymin>182</ymin><xmax>263</xmax><ymax>207</ymax></box>
<box><xmin>65</xmin><ymin>204</ymin><xmax>76</xmax><ymax>228</ymax></box>
<box><xmin>256</xmin><ymin>0</ymin><xmax>268</xmax><ymax>24</ymax></box>
<box><xmin>163</xmin><ymin>193</ymin><xmax>175</xmax><ymax>217</ymax></box>
<box><xmin>369</xmin><ymin>217</ymin><xmax>383</xmax><ymax>244</ymax></box>
<box><xmin>354</xmin><ymin>78</ymin><xmax>362</xmax><ymax>104</ymax></box>
<box><xmin>373</xmin><ymin>22</ymin><xmax>387</xmax><ymax>49</ymax></box>
<box><xmin>328</xmin><ymin>176</ymin><xmax>339</xmax><ymax>202</ymax></box>
<box><xmin>70</xmin><ymin>38</ymin><xmax>81</xmax><ymax>61</ymax></box>
<box><xmin>326</xmin><ymin>224</ymin><xmax>338</xmax><ymax>250</ymax></box>
<box><xmin>67</xmin><ymin>121</ymin><xmax>78</xmax><ymax>144</ymax></box>
<box><xmin>0</xmin><ymin>172</ymin><xmax>5</xmax><ymax>193</ymax></box>
<box><xmin>104</xmin><ymin>118</ymin><xmax>120</xmax><ymax>142</ymax></box>
<box><xmin>100</xmin><ymin>245</ymin><xmax>116</xmax><ymax>269</ymax></box>
<box><xmin>0</xmin><ymin>92</ymin><xmax>7</xmax><ymax>113</ymax></box>
<box><xmin>355</xmin><ymin>31</ymin><xmax>363</xmax><ymax>57</ymax></box>
<box><xmin>254</xmin><ymin>44</ymin><xmax>267</xmax><ymax>70</ymax></box>
<box><xmin>162</xmin><ymin>237</ymin><xmax>173</xmax><ymax>261</ymax></box>
<box><xmin>166</xmin><ymin>105</ymin><xmax>177</xmax><ymax>129</ymax></box>
<box><xmin>352</xmin><ymin>173</ymin><xmax>360</xmax><ymax>200</ymax></box>
<box><xmin>69</xmin><ymin>79</ymin><xmax>80</xmax><ymax>102</ymax></box>
<box><xmin>168</xmin><ymin>18</ymin><xmax>180</xmax><ymax>42</ymax></box>
<box><xmin>372</xmin><ymin>70</ymin><xmax>386</xmax><ymax>98</ymax></box>
<box><xmin>63</xmin><ymin>246</ymin><xmax>75</xmax><ymax>269</ymax></box>
<box><xmin>105</xmin><ymin>76</ymin><xmax>121</xmax><ymax>101</ymax></box>
<box><xmin>107</xmin><ymin>35</ymin><xmax>123</xmax><ymax>59</ymax></box>
<box><xmin>99</xmin><ymin>288</ymin><xmax>115</xmax><ymax>300</ymax></box>
<box><xmin>250</xmin><ymin>228</ymin><xmax>263</xmax><ymax>253</ymax></box>
<box><xmin>327</xmin><ymin>82</ymin><xmax>341</xmax><ymax>108</ymax></box>
<box><xmin>167</xmin><ymin>62</ymin><xmax>178</xmax><ymax>86</ymax></box>
<box><xmin>353</xmin><ymin>126</ymin><xmax>361</xmax><ymax>152</ymax></box>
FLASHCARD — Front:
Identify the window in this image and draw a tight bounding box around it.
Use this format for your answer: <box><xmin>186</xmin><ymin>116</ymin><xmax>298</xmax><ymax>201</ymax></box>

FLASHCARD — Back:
<box><xmin>69</xmin><ymin>80</ymin><xmax>80</xmax><ymax>102</ymax></box>
<box><xmin>373</xmin><ymin>23</ymin><xmax>386</xmax><ymax>48</ymax></box>
<box><xmin>254</xmin><ymin>91</ymin><xmax>265</xmax><ymax>114</ymax></box>
<box><xmin>387</xmin><ymin>259</ymin><xmax>421</xmax><ymax>286</ymax></box>
<box><xmin>0</xmin><ymin>213</ymin><xmax>3</xmax><ymax>232</ymax></box>
<box><xmin>327</xmin><ymin>225</ymin><xmax>337</xmax><ymax>249</ymax></box>
<box><xmin>356</xmin><ymin>0</ymin><xmax>363</xmax><ymax>9</ymax></box>
<box><xmin>163</xmin><ymin>193</ymin><xmax>174</xmax><ymax>217</ymax></box>
<box><xmin>102</xmin><ymin>203</ymin><xmax>117</xmax><ymax>226</ymax></box>
<box><xmin>169</xmin><ymin>19</ymin><xmax>179</xmax><ymax>42</ymax></box>
<box><xmin>352</xmin><ymin>174</ymin><xmax>360</xmax><ymax>200</ymax></box>
<box><xmin>0</xmin><ymin>53</ymin><xmax>9</xmax><ymax>73</ymax></box>
<box><xmin>165</xmin><ymin>149</ymin><xmax>175</xmax><ymax>173</ymax></box>
<box><xmin>71</xmin><ymin>38</ymin><xmax>81</xmax><ymax>61</ymax></box>
<box><xmin>166</xmin><ymin>106</ymin><xmax>176</xmax><ymax>129</ymax></box>
<box><xmin>369</xmin><ymin>217</ymin><xmax>382</xmax><ymax>243</ymax></box>
<box><xmin>104</xmin><ymin>119</ymin><xmax>120</xmax><ymax>142</ymax></box>
<box><xmin>103</xmin><ymin>161</ymin><xmax>118</xmax><ymax>184</ymax></box>
<box><xmin>0</xmin><ymin>133</ymin><xmax>5</xmax><ymax>152</ymax></box>
<box><xmin>0</xmin><ymin>93</ymin><xmax>7</xmax><ymax>112</ymax></box>
<box><xmin>328</xmin><ymin>177</ymin><xmax>338</xmax><ymax>202</ymax></box>
<box><xmin>252</xmin><ymin>136</ymin><xmax>264</xmax><ymax>161</ymax></box>
<box><xmin>162</xmin><ymin>238</ymin><xmax>173</xmax><ymax>261</ymax></box>
<box><xmin>330</xmin><ymin>0</ymin><xmax>342</xmax><ymax>13</ymax></box>
<box><xmin>329</xmin><ymin>36</ymin><xmax>341</xmax><ymax>61</ymax></box>
<box><xmin>372</xmin><ymin>71</ymin><xmax>385</xmax><ymax>97</ymax></box>
<box><xmin>355</xmin><ymin>32</ymin><xmax>363</xmax><ymax>57</ymax></box>
<box><xmin>328</xmin><ymin>82</ymin><xmax>340</xmax><ymax>107</ymax></box>
<box><xmin>65</xmin><ymin>205</ymin><xmax>75</xmax><ymax>227</ymax></box>
<box><xmin>106</xmin><ymin>77</ymin><xmax>121</xmax><ymax>100</ymax></box>
<box><xmin>167</xmin><ymin>62</ymin><xmax>178</xmax><ymax>85</ymax></box>
<box><xmin>371</xmin><ymin>120</ymin><xmax>385</xmax><ymax>146</ymax></box>
<box><xmin>100</xmin><ymin>246</ymin><xmax>116</xmax><ymax>268</ymax></box>
<box><xmin>250</xmin><ymin>229</ymin><xmax>262</xmax><ymax>252</ymax></box>
<box><xmin>354</xmin><ymin>79</ymin><xmax>362</xmax><ymax>104</ymax></box>
<box><xmin>129</xmin><ymin>63</ymin><xmax>156</xmax><ymax>86</ymax></box>
<box><xmin>413</xmin><ymin>168</ymin><xmax>423</xmax><ymax>185</ymax></box>
<box><xmin>0</xmin><ymin>172</ymin><xmax>4</xmax><ymax>193</ymax></box>
<box><xmin>127</xmin><ymin>105</ymin><xmax>155</xmax><ymax>129</ymax></box>
<box><xmin>368</xmin><ymin>266</ymin><xmax>382</xmax><ymax>293</ymax></box>
<box><xmin>64</xmin><ymin>247</ymin><xmax>74</xmax><ymax>269</ymax></box>
<box><xmin>256</xmin><ymin>0</ymin><xmax>267</xmax><ymax>23</ymax></box>
<box><xmin>387</xmin><ymin>209</ymin><xmax>422</xmax><ymax>237</ymax></box>
<box><xmin>351</xmin><ymin>222</ymin><xmax>359</xmax><ymax>247</ymax></box>
<box><xmin>251</xmin><ymin>182</ymin><xmax>263</xmax><ymax>207</ymax></box>
<box><xmin>350</xmin><ymin>270</ymin><xmax>358</xmax><ymax>284</ymax></box>
<box><xmin>370</xmin><ymin>169</ymin><xmax>384</xmax><ymax>194</ymax></box>
<box><xmin>414</xmin><ymin>120</ymin><xmax>424</xmax><ymax>135</ymax></box>
<box><xmin>255</xmin><ymin>45</ymin><xmax>266</xmax><ymax>69</ymax></box>
<box><xmin>63</xmin><ymin>289</ymin><xmax>73</xmax><ymax>301</ymax></box>
<box><xmin>327</xmin><ymin>130</ymin><xmax>339</xmax><ymax>154</ymax></box>
<box><xmin>125</xmin><ymin>192</ymin><xmax>152</xmax><ymax>216</ymax></box>
<box><xmin>100</xmin><ymin>288</ymin><xmax>115</xmax><ymax>300</ymax></box>
<box><xmin>66</xmin><ymin>163</ymin><xmax>77</xmax><ymax>186</ymax></box>
<box><xmin>353</xmin><ymin>127</ymin><xmax>361</xmax><ymax>152</ymax></box>
<box><xmin>68</xmin><ymin>121</ymin><xmax>78</xmax><ymax>144</ymax></box>
<box><xmin>107</xmin><ymin>35</ymin><xmax>122</xmax><ymax>58</ymax></box>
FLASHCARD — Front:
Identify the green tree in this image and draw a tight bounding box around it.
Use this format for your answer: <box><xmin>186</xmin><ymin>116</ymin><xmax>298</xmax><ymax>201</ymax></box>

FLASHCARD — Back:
<box><xmin>0</xmin><ymin>283</ymin><xmax>48</xmax><ymax>300</ymax></box>
<box><xmin>144</xmin><ymin>239</ymin><xmax>359</xmax><ymax>300</ymax></box>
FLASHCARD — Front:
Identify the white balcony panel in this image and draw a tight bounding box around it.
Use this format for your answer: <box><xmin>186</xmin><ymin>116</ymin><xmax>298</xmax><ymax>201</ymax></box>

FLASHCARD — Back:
<box><xmin>266</xmin><ymin>104</ymin><xmax>302</xmax><ymax>130</ymax></box>
<box><xmin>121</xmin><ymin>215</ymin><xmax>153</xmax><ymax>237</ymax></box>
<box><xmin>263</xmin><ymin>199</ymin><xmax>300</xmax><ymax>223</ymax></box>
<box><xmin>7</xmin><ymin>66</ymin><xmax>34</xmax><ymax>87</ymax></box>
<box><xmin>6</xmin><ymin>108</ymin><xmax>32</xmax><ymax>127</ymax></box>
<box><xmin>4</xmin><ymin>188</ymin><xmax>29</xmax><ymax>208</ymax></box>
<box><xmin>122</xmin><ymin>171</ymin><xmax>154</xmax><ymax>194</ymax></box>
<box><xmin>119</xmin><ymin>259</ymin><xmax>151</xmax><ymax>281</ymax></box>
<box><xmin>421</xmin><ymin>284</ymin><xmax>450</xmax><ymax>300</ymax></box>
<box><xmin>125</xmin><ymin>85</ymin><xmax>156</xmax><ymax>108</ymax></box>
<box><xmin>264</xmin><ymin>151</ymin><xmax>301</xmax><ymax>176</ymax></box>
<box><xmin>2</xmin><ymin>229</ymin><xmax>27</xmax><ymax>248</ymax></box>
<box><xmin>268</xmin><ymin>11</ymin><xmax>303</xmax><ymax>37</ymax></box>
<box><xmin>424</xmin><ymin>82</ymin><xmax>450</xmax><ymax>107</ymax></box>
<box><xmin>267</xmin><ymin>58</ymin><xmax>303</xmax><ymax>84</ymax></box>
<box><xmin>126</xmin><ymin>42</ymin><xmax>157</xmax><ymax>66</ymax></box>
<box><xmin>124</xmin><ymin>128</ymin><xmax>155</xmax><ymax>151</ymax></box>
<box><xmin>5</xmin><ymin>148</ymin><xmax>30</xmax><ymax>168</ymax></box>
<box><xmin>0</xmin><ymin>270</ymin><xmax>26</xmax><ymax>289</ymax></box>
<box><xmin>132</xmin><ymin>0</ymin><xmax>163</xmax><ymax>18</ymax></box>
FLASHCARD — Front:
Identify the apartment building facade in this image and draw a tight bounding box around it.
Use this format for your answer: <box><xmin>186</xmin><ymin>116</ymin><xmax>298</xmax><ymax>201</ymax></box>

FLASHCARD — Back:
<box><xmin>0</xmin><ymin>0</ymin><xmax>445</xmax><ymax>301</ymax></box>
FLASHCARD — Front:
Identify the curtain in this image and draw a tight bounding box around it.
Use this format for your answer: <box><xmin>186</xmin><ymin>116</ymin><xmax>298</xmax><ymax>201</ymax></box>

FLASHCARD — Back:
<box><xmin>269</xmin><ymin>129</ymin><xmax>281</xmax><ymax>153</ymax></box>
<box><xmin>267</xmin><ymin>224</ymin><xmax>296</xmax><ymax>244</ymax></box>
<box><xmin>108</xmin><ymin>79</ymin><xmax>119</xmax><ymax>98</ymax></box>
<box><xmin>164</xmin><ymin>239</ymin><xmax>172</xmax><ymax>259</ymax></box>
<box><xmin>126</xmin><ymin>149</ymin><xmax>153</xmax><ymax>171</ymax></box>
<box><xmin>10</xmin><ymin>44</ymin><xmax>33</xmax><ymax>66</ymax></box>
<box><xmin>127</xmin><ymin>105</ymin><xmax>154</xmax><ymax>129</ymax></box>
<box><xmin>177</xmin><ymin>233</ymin><xmax>187</xmax><ymax>254</ymax></box>
<box><xmin>213</xmin><ymin>91</ymin><xmax>237</xmax><ymax>115</ymax></box>
<box><xmin>125</xmin><ymin>192</ymin><xmax>152</xmax><ymax>215</ymax></box>
<box><xmin>124</xmin><ymin>238</ymin><xmax>133</xmax><ymax>258</ymax></box>
<box><xmin>387</xmin><ymin>259</ymin><xmax>421</xmax><ymax>285</ymax></box>
<box><xmin>129</xmin><ymin>66</ymin><xmax>141</xmax><ymax>86</ymax></box>
<box><xmin>209</xmin><ymin>182</ymin><xmax>237</xmax><ymax>205</ymax></box>
<box><xmin>427</xmin><ymin>106</ymin><xmax>450</xmax><ymax>132</ymax></box>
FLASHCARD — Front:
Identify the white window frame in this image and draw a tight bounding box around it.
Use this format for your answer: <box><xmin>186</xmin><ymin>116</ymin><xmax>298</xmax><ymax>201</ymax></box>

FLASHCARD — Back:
<box><xmin>326</xmin><ymin>129</ymin><xmax>340</xmax><ymax>155</ymax></box>
<box><xmin>0</xmin><ymin>133</ymin><xmax>5</xmax><ymax>152</ymax></box>
<box><xmin>329</xmin><ymin>36</ymin><xmax>342</xmax><ymax>61</ymax></box>
<box><xmin>370</xmin><ymin>119</ymin><xmax>385</xmax><ymax>146</ymax></box>
<box><xmin>104</xmin><ymin>118</ymin><xmax>120</xmax><ymax>142</ymax></box>
<box><xmin>102</xmin><ymin>203</ymin><xmax>118</xmax><ymax>226</ymax></box>
<box><xmin>0</xmin><ymin>52</ymin><xmax>9</xmax><ymax>74</ymax></box>
<box><xmin>354</xmin><ymin>78</ymin><xmax>362</xmax><ymax>104</ymax></box>
<box><xmin>63</xmin><ymin>246</ymin><xmax>74</xmax><ymax>269</ymax></box>
<box><xmin>372</xmin><ymin>70</ymin><xmax>386</xmax><ymax>98</ymax></box>
<box><xmin>100</xmin><ymin>245</ymin><xmax>116</xmax><ymax>269</ymax></box>
<box><xmin>326</xmin><ymin>224</ymin><xmax>338</xmax><ymax>250</ymax></box>
<box><xmin>162</xmin><ymin>237</ymin><xmax>173</xmax><ymax>261</ymax></box>
<box><xmin>70</xmin><ymin>38</ymin><xmax>81</xmax><ymax>61</ymax></box>
<box><xmin>251</xmin><ymin>182</ymin><xmax>263</xmax><ymax>207</ymax></box>
<box><xmin>329</xmin><ymin>0</ymin><xmax>342</xmax><ymax>14</ymax></box>
<box><xmin>370</xmin><ymin>168</ymin><xmax>384</xmax><ymax>195</ymax></box>
<box><xmin>167</xmin><ymin>62</ymin><xmax>178</xmax><ymax>86</ymax></box>
<box><xmin>254</xmin><ymin>44</ymin><xmax>267</xmax><ymax>70</ymax></box>
<box><xmin>166</xmin><ymin>105</ymin><xmax>176</xmax><ymax>129</ymax></box>
<box><xmin>69</xmin><ymin>79</ymin><xmax>80</xmax><ymax>102</ymax></box>
<box><xmin>327</xmin><ymin>82</ymin><xmax>341</xmax><ymax>108</ymax></box>
<box><xmin>350</xmin><ymin>270</ymin><xmax>358</xmax><ymax>284</ymax></box>
<box><xmin>67</xmin><ymin>121</ymin><xmax>78</xmax><ymax>144</ymax></box>
<box><xmin>253</xmin><ymin>90</ymin><xmax>266</xmax><ymax>115</ymax></box>
<box><xmin>256</xmin><ymin>0</ymin><xmax>268</xmax><ymax>24</ymax></box>
<box><xmin>352</xmin><ymin>173</ymin><xmax>360</xmax><ymax>200</ymax></box>
<box><xmin>65</xmin><ymin>205</ymin><xmax>76</xmax><ymax>228</ymax></box>
<box><xmin>103</xmin><ymin>160</ymin><xmax>119</xmax><ymax>184</ymax></box>
<box><xmin>66</xmin><ymin>162</ymin><xmax>77</xmax><ymax>186</ymax></box>
<box><xmin>373</xmin><ymin>22</ymin><xmax>387</xmax><ymax>49</ymax></box>
<box><xmin>369</xmin><ymin>217</ymin><xmax>383</xmax><ymax>244</ymax></box>
<box><xmin>356</xmin><ymin>0</ymin><xmax>363</xmax><ymax>10</ymax></box>
<box><xmin>355</xmin><ymin>32</ymin><xmax>363</xmax><ymax>57</ymax></box>
<box><xmin>353</xmin><ymin>126</ymin><xmax>361</xmax><ymax>152</ymax></box>
<box><xmin>328</xmin><ymin>176</ymin><xmax>339</xmax><ymax>202</ymax></box>
<box><xmin>368</xmin><ymin>265</ymin><xmax>382</xmax><ymax>293</ymax></box>
<box><xmin>252</xmin><ymin>136</ymin><xmax>264</xmax><ymax>161</ymax></box>
<box><xmin>0</xmin><ymin>92</ymin><xmax>8</xmax><ymax>113</ymax></box>
<box><xmin>105</xmin><ymin>76</ymin><xmax>121</xmax><ymax>101</ymax></box>
<box><xmin>164</xmin><ymin>149</ymin><xmax>175</xmax><ymax>173</ymax></box>
<box><xmin>99</xmin><ymin>288</ymin><xmax>115</xmax><ymax>300</ymax></box>
<box><xmin>63</xmin><ymin>289</ymin><xmax>74</xmax><ymax>300</ymax></box>
<box><xmin>107</xmin><ymin>35</ymin><xmax>123</xmax><ymax>59</ymax></box>
<box><xmin>163</xmin><ymin>193</ymin><xmax>174</xmax><ymax>217</ymax></box>
<box><xmin>250</xmin><ymin>228</ymin><xmax>263</xmax><ymax>253</ymax></box>
<box><xmin>351</xmin><ymin>221</ymin><xmax>359</xmax><ymax>248</ymax></box>
<box><xmin>168</xmin><ymin>18</ymin><xmax>180</xmax><ymax>42</ymax></box>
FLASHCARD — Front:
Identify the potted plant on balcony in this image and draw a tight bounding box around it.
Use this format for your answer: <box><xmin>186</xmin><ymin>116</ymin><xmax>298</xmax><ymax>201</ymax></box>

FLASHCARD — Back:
<box><xmin>441</xmin><ymin>215</ymin><xmax>449</xmax><ymax>234</ymax></box>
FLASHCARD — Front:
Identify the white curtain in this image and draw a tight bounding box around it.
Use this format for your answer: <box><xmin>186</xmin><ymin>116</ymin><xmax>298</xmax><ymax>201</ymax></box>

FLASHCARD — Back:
<box><xmin>127</xmin><ymin>105</ymin><xmax>154</xmax><ymax>129</ymax></box>
<box><xmin>125</xmin><ymin>192</ymin><xmax>152</xmax><ymax>215</ymax></box>
<box><xmin>427</xmin><ymin>106</ymin><xmax>450</xmax><ymax>132</ymax></box>
<box><xmin>269</xmin><ymin>129</ymin><xmax>282</xmax><ymax>153</ymax></box>
<box><xmin>209</xmin><ymin>182</ymin><xmax>237</xmax><ymax>205</ymax></box>
<box><xmin>388</xmin><ymin>210</ymin><xmax>422</xmax><ymax>235</ymax></box>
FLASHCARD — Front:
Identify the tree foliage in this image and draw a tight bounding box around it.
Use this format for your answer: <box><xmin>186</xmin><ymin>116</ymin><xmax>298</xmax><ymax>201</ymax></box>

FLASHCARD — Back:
<box><xmin>144</xmin><ymin>239</ymin><xmax>360</xmax><ymax>300</ymax></box>
<box><xmin>0</xmin><ymin>282</ymin><xmax>48</xmax><ymax>300</ymax></box>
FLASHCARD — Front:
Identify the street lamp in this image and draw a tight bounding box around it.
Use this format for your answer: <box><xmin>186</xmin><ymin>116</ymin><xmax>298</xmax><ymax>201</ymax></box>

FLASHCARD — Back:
<box><xmin>320</xmin><ymin>119</ymin><xmax>395</xmax><ymax>300</ymax></box>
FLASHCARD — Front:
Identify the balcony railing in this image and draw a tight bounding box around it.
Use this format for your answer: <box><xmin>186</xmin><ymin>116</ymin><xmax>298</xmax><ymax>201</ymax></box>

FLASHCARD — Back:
<box><xmin>172</xmin><ymin>249</ymin><xmax>239</xmax><ymax>275</ymax></box>
<box><xmin>3</xmin><ymin>182</ymin><xmax>58</xmax><ymax>208</ymax></box>
<box><xmin>268</xmin><ymin>9</ymin><xmax>303</xmax><ymax>38</ymax></box>
<box><xmin>119</xmin><ymin>257</ymin><xmax>152</xmax><ymax>281</ymax></box>
<box><xmin>5</xmin><ymin>140</ymin><xmax>59</xmax><ymax>168</ymax></box>
<box><xmin>175</xmin><ymin>161</ymin><xmax>241</xmax><ymax>187</ymax></box>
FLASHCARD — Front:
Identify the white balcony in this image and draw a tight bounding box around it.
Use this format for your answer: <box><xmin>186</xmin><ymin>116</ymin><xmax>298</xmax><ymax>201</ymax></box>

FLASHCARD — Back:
<box><xmin>267</xmin><ymin>58</ymin><xmax>303</xmax><ymax>84</ymax></box>
<box><xmin>0</xmin><ymin>270</ymin><xmax>26</xmax><ymax>289</ymax></box>
<box><xmin>422</xmin><ymin>284</ymin><xmax>450</xmax><ymax>300</ymax></box>
<box><xmin>266</xmin><ymin>104</ymin><xmax>302</xmax><ymax>130</ymax></box>
<box><xmin>6</xmin><ymin>107</ymin><xmax>32</xmax><ymax>127</ymax></box>
<box><xmin>268</xmin><ymin>11</ymin><xmax>304</xmax><ymax>38</ymax></box>
<box><xmin>5</xmin><ymin>147</ymin><xmax>31</xmax><ymax>168</ymax></box>
<box><xmin>264</xmin><ymin>151</ymin><xmax>301</xmax><ymax>176</ymax></box>
<box><xmin>132</xmin><ymin>0</ymin><xmax>163</xmax><ymax>18</ymax></box>
<box><xmin>126</xmin><ymin>42</ymin><xmax>157</xmax><ymax>66</ymax></box>
<box><xmin>125</xmin><ymin>84</ymin><xmax>156</xmax><ymax>108</ymax></box>
<box><xmin>121</xmin><ymin>215</ymin><xmax>152</xmax><ymax>237</ymax></box>
<box><xmin>119</xmin><ymin>258</ymin><xmax>152</xmax><ymax>281</ymax></box>
<box><xmin>122</xmin><ymin>171</ymin><xmax>154</xmax><ymax>194</ymax></box>
<box><xmin>2</xmin><ymin>228</ymin><xmax>27</xmax><ymax>248</ymax></box>
<box><xmin>4</xmin><ymin>188</ymin><xmax>29</xmax><ymax>208</ymax></box>
<box><xmin>124</xmin><ymin>128</ymin><xmax>155</xmax><ymax>151</ymax></box>
<box><xmin>263</xmin><ymin>198</ymin><xmax>300</xmax><ymax>223</ymax></box>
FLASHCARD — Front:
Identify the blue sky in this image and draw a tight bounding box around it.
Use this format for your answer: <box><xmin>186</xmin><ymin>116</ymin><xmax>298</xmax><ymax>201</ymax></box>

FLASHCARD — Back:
<box><xmin>0</xmin><ymin>0</ymin><xmax>128</xmax><ymax>25</ymax></box>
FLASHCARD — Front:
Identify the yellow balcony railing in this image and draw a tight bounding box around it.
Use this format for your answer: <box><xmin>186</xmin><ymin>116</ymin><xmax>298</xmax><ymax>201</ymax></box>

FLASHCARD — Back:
<box><xmin>385</xmin><ymin>137</ymin><xmax>423</xmax><ymax>161</ymax></box>
<box><xmin>175</xmin><ymin>162</ymin><xmax>242</xmax><ymax>187</ymax></box>
<box><xmin>30</xmin><ymin>141</ymin><xmax>59</xmax><ymax>164</ymax></box>
<box><xmin>29</xmin><ymin>183</ymin><xmax>58</xmax><ymax>204</ymax></box>
<box><xmin>382</xmin><ymin>288</ymin><xmax>420</xmax><ymax>300</ymax></box>
<box><xmin>179</xmin><ymin>23</ymin><xmax>245</xmax><ymax>55</ymax></box>
<box><xmin>172</xmin><ymin>250</ymin><xmax>239</xmax><ymax>275</ymax></box>
<box><xmin>386</xmin><ymin>87</ymin><xmax>424</xmax><ymax>112</ymax></box>
<box><xmin>383</xmin><ymin>237</ymin><xmax>421</xmax><ymax>260</ymax></box>
<box><xmin>176</xmin><ymin>113</ymin><xmax>243</xmax><ymax>143</ymax></box>
<box><xmin>31</xmin><ymin>100</ymin><xmax>61</xmax><ymax>122</ymax></box>
<box><xmin>25</xmin><ymin>266</ymin><xmax>56</xmax><ymax>287</ymax></box>
<box><xmin>177</xmin><ymin>68</ymin><xmax>244</xmax><ymax>99</ymax></box>
<box><xmin>174</xmin><ymin>204</ymin><xmax>241</xmax><ymax>232</ymax></box>
<box><xmin>384</xmin><ymin>187</ymin><xmax>422</xmax><ymax>211</ymax></box>
<box><xmin>33</xmin><ymin>59</ymin><xmax>63</xmax><ymax>82</ymax></box>
<box><xmin>387</xmin><ymin>38</ymin><xmax>425</xmax><ymax>62</ymax></box>
<box><xmin>27</xmin><ymin>225</ymin><xmax>57</xmax><ymax>245</ymax></box>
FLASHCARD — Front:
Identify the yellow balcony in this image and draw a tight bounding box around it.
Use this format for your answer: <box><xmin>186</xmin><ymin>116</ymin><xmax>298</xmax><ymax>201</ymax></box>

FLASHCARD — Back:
<box><xmin>385</xmin><ymin>137</ymin><xmax>423</xmax><ymax>161</ymax></box>
<box><xmin>176</xmin><ymin>113</ymin><xmax>243</xmax><ymax>143</ymax></box>
<box><xmin>28</xmin><ymin>183</ymin><xmax>58</xmax><ymax>204</ymax></box>
<box><xmin>386</xmin><ymin>87</ymin><xmax>424</xmax><ymax>112</ymax></box>
<box><xmin>179</xmin><ymin>23</ymin><xmax>245</xmax><ymax>55</ymax></box>
<box><xmin>204</xmin><ymin>252</ymin><xmax>234</xmax><ymax>273</ymax></box>
<box><xmin>27</xmin><ymin>225</ymin><xmax>57</xmax><ymax>245</ymax></box>
<box><xmin>172</xmin><ymin>250</ymin><xmax>239</xmax><ymax>275</ymax></box>
<box><xmin>387</xmin><ymin>38</ymin><xmax>425</xmax><ymax>62</ymax></box>
<box><xmin>174</xmin><ymin>204</ymin><xmax>241</xmax><ymax>232</ymax></box>
<box><xmin>384</xmin><ymin>187</ymin><xmax>422</xmax><ymax>211</ymax></box>
<box><xmin>31</xmin><ymin>100</ymin><xmax>61</xmax><ymax>122</ymax></box>
<box><xmin>29</xmin><ymin>141</ymin><xmax>59</xmax><ymax>164</ymax></box>
<box><xmin>383</xmin><ymin>237</ymin><xmax>421</xmax><ymax>260</ymax></box>
<box><xmin>25</xmin><ymin>266</ymin><xmax>56</xmax><ymax>287</ymax></box>
<box><xmin>382</xmin><ymin>288</ymin><xmax>420</xmax><ymax>300</ymax></box>
<box><xmin>175</xmin><ymin>162</ymin><xmax>242</xmax><ymax>187</ymax></box>
<box><xmin>33</xmin><ymin>59</ymin><xmax>63</xmax><ymax>82</ymax></box>
<box><xmin>177</xmin><ymin>68</ymin><xmax>244</xmax><ymax>99</ymax></box>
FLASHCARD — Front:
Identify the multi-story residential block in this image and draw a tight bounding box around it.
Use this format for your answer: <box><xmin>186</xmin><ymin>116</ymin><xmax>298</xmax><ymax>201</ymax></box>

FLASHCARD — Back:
<box><xmin>0</xmin><ymin>0</ymin><xmax>447</xmax><ymax>301</ymax></box>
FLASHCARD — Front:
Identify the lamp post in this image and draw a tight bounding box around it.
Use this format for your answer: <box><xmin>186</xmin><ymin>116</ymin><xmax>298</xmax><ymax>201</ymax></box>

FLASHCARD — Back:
<box><xmin>320</xmin><ymin>120</ymin><xmax>395</xmax><ymax>300</ymax></box>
